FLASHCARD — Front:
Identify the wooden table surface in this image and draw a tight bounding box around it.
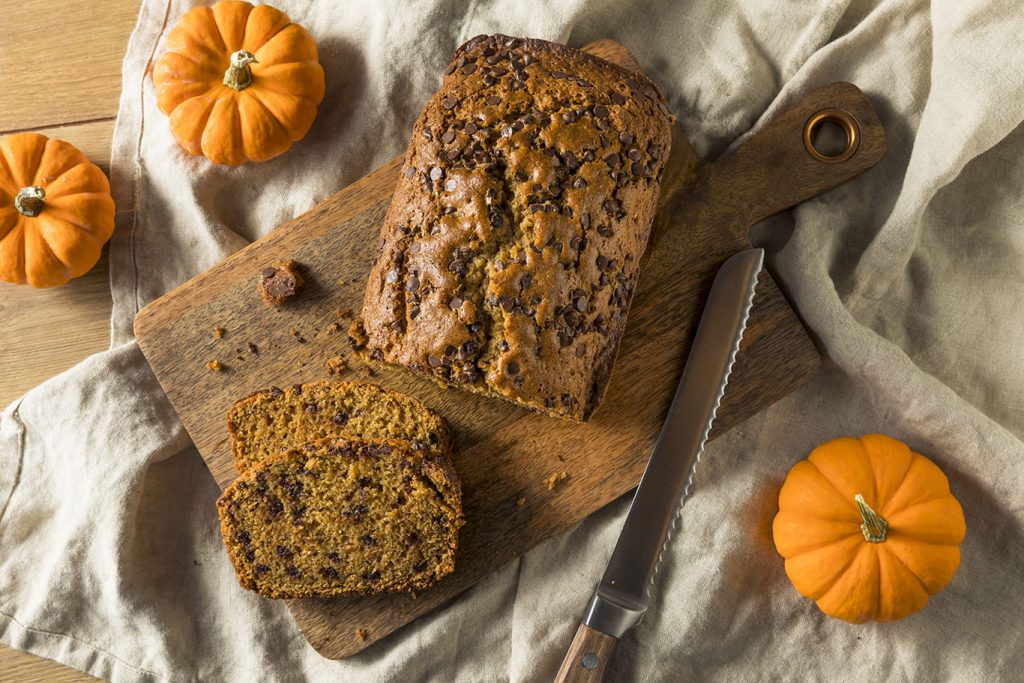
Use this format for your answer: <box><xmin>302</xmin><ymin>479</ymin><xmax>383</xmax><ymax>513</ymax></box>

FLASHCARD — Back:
<box><xmin>0</xmin><ymin>0</ymin><xmax>141</xmax><ymax>679</ymax></box>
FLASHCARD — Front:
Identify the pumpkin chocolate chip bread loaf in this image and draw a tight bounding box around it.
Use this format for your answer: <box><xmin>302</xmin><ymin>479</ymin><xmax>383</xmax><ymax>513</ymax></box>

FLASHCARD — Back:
<box><xmin>217</xmin><ymin>436</ymin><xmax>463</xmax><ymax>598</ymax></box>
<box><xmin>227</xmin><ymin>381</ymin><xmax>452</xmax><ymax>474</ymax></box>
<box><xmin>352</xmin><ymin>34</ymin><xmax>673</xmax><ymax>421</ymax></box>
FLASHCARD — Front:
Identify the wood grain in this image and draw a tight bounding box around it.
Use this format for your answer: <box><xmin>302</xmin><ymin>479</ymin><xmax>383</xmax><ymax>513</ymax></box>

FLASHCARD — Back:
<box><xmin>0</xmin><ymin>0</ymin><xmax>139</xmax><ymax>132</ymax></box>
<box><xmin>135</xmin><ymin>34</ymin><xmax>886</xmax><ymax>659</ymax></box>
<box><xmin>555</xmin><ymin>624</ymin><xmax>618</xmax><ymax>682</ymax></box>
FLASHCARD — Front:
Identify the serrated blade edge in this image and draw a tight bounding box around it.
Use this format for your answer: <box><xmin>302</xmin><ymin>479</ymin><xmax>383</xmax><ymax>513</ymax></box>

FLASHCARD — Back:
<box><xmin>583</xmin><ymin>248</ymin><xmax>764</xmax><ymax>639</ymax></box>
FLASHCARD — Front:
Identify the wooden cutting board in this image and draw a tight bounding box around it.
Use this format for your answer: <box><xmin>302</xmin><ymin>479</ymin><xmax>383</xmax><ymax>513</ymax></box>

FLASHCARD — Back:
<box><xmin>135</xmin><ymin>39</ymin><xmax>886</xmax><ymax>658</ymax></box>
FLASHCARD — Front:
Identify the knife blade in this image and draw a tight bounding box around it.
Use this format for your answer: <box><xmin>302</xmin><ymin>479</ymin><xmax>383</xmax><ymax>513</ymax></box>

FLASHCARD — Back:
<box><xmin>555</xmin><ymin>248</ymin><xmax>764</xmax><ymax>683</ymax></box>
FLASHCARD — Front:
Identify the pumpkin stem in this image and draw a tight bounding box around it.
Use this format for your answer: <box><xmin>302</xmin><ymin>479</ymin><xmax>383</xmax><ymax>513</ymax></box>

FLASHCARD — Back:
<box><xmin>14</xmin><ymin>186</ymin><xmax>45</xmax><ymax>217</ymax></box>
<box><xmin>223</xmin><ymin>50</ymin><xmax>258</xmax><ymax>91</ymax></box>
<box><xmin>854</xmin><ymin>493</ymin><xmax>888</xmax><ymax>543</ymax></box>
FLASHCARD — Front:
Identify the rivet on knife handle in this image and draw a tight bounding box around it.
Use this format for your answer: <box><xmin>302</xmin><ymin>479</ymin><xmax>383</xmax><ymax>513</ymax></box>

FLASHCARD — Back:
<box><xmin>554</xmin><ymin>248</ymin><xmax>764</xmax><ymax>680</ymax></box>
<box><xmin>554</xmin><ymin>624</ymin><xmax>617</xmax><ymax>682</ymax></box>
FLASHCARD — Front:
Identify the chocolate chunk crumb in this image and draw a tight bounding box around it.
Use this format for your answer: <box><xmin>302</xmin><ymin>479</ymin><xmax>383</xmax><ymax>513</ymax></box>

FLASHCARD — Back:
<box><xmin>258</xmin><ymin>260</ymin><xmax>304</xmax><ymax>306</ymax></box>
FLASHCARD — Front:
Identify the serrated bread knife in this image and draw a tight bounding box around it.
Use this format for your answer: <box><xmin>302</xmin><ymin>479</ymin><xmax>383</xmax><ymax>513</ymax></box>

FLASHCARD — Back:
<box><xmin>554</xmin><ymin>248</ymin><xmax>765</xmax><ymax>682</ymax></box>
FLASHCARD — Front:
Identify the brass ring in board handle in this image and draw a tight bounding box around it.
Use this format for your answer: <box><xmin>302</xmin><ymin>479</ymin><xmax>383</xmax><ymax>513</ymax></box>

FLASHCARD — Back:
<box><xmin>803</xmin><ymin>108</ymin><xmax>861</xmax><ymax>163</ymax></box>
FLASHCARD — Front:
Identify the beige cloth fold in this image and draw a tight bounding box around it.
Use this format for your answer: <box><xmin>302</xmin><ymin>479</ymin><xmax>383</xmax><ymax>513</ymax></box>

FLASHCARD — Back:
<box><xmin>2</xmin><ymin>0</ymin><xmax>1024</xmax><ymax>680</ymax></box>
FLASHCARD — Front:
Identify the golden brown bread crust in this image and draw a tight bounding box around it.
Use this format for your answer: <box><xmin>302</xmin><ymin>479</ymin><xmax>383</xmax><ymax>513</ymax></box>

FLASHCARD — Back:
<box><xmin>217</xmin><ymin>436</ymin><xmax>463</xmax><ymax>599</ymax></box>
<box><xmin>354</xmin><ymin>34</ymin><xmax>673</xmax><ymax>421</ymax></box>
<box><xmin>226</xmin><ymin>380</ymin><xmax>453</xmax><ymax>474</ymax></box>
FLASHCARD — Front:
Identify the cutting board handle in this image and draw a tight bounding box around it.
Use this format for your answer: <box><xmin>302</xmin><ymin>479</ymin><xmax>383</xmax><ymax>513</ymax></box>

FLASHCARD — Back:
<box><xmin>707</xmin><ymin>81</ymin><xmax>887</xmax><ymax>236</ymax></box>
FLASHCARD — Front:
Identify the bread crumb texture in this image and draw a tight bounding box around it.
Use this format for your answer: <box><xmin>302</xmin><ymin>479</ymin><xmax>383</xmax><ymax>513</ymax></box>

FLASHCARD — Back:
<box><xmin>227</xmin><ymin>381</ymin><xmax>452</xmax><ymax>475</ymax></box>
<box><xmin>354</xmin><ymin>34</ymin><xmax>673</xmax><ymax>421</ymax></box>
<box><xmin>546</xmin><ymin>471</ymin><xmax>569</xmax><ymax>491</ymax></box>
<box><xmin>217</xmin><ymin>437</ymin><xmax>463</xmax><ymax>598</ymax></box>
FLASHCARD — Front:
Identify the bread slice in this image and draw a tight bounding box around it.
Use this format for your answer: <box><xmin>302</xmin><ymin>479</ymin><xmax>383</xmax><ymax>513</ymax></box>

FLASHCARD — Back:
<box><xmin>217</xmin><ymin>437</ymin><xmax>463</xmax><ymax>599</ymax></box>
<box><xmin>227</xmin><ymin>381</ymin><xmax>452</xmax><ymax>474</ymax></box>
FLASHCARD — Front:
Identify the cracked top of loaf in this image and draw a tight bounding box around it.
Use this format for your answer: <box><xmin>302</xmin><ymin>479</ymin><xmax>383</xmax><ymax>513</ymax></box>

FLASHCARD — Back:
<box><xmin>354</xmin><ymin>34</ymin><xmax>673</xmax><ymax>421</ymax></box>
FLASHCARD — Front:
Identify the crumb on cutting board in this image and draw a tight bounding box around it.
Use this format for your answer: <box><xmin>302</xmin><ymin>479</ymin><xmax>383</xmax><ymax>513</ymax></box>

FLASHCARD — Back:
<box><xmin>326</xmin><ymin>357</ymin><xmax>348</xmax><ymax>375</ymax></box>
<box><xmin>206</xmin><ymin>360</ymin><xmax>224</xmax><ymax>372</ymax></box>
<box><xmin>356</xmin><ymin>628</ymin><xmax>367</xmax><ymax>641</ymax></box>
<box><xmin>545</xmin><ymin>472</ymin><xmax>569</xmax><ymax>491</ymax></box>
<box><xmin>290</xmin><ymin>328</ymin><xmax>307</xmax><ymax>344</ymax></box>
<box><xmin>336</xmin><ymin>308</ymin><xmax>354</xmax><ymax>319</ymax></box>
<box><xmin>258</xmin><ymin>259</ymin><xmax>304</xmax><ymax>305</ymax></box>
<box><xmin>213</xmin><ymin>326</ymin><xmax>225</xmax><ymax>338</ymax></box>
<box><xmin>247</xmin><ymin>342</ymin><xmax>258</xmax><ymax>355</ymax></box>
<box><xmin>516</xmin><ymin>497</ymin><xmax>526</xmax><ymax>507</ymax></box>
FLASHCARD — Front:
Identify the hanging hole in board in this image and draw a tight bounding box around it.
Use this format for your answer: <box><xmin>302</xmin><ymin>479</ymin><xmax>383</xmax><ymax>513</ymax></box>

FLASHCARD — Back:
<box><xmin>803</xmin><ymin>108</ymin><xmax>860</xmax><ymax>163</ymax></box>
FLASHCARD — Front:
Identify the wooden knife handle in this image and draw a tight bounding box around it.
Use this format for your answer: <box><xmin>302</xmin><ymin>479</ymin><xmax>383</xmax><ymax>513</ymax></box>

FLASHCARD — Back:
<box><xmin>554</xmin><ymin>624</ymin><xmax>619</xmax><ymax>682</ymax></box>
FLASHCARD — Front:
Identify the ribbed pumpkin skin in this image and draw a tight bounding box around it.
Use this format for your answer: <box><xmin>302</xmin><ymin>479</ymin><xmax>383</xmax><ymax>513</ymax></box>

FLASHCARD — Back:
<box><xmin>153</xmin><ymin>1</ymin><xmax>325</xmax><ymax>165</ymax></box>
<box><xmin>773</xmin><ymin>434</ymin><xmax>966</xmax><ymax>623</ymax></box>
<box><xmin>0</xmin><ymin>133</ymin><xmax>115</xmax><ymax>288</ymax></box>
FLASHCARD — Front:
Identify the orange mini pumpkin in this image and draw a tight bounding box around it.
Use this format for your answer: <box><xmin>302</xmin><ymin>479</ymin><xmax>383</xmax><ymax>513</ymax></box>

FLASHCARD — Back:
<box><xmin>153</xmin><ymin>1</ymin><xmax>325</xmax><ymax>165</ymax></box>
<box><xmin>773</xmin><ymin>434</ymin><xmax>966</xmax><ymax>623</ymax></box>
<box><xmin>0</xmin><ymin>133</ymin><xmax>115</xmax><ymax>288</ymax></box>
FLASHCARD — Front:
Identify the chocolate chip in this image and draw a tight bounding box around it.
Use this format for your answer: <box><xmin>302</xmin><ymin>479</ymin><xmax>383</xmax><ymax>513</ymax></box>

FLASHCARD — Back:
<box><xmin>604</xmin><ymin>153</ymin><xmax>620</xmax><ymax>167</ymax></box>
<box><xmin>444</xmin><ymin>62</ymin><xmax>456</xmax><ymax>75</ymax></box>
<box><xmin>362</xmin><ymin>571</ymin><xmax>381</xmax><ymax>582</ymax></box>
<box><xmin>441</xmin><ymin>130</ymin><xmax>456</xmax><ymax>144</ymax></box>
<box><xmin>507</xmin><ymin>360</ymin><xmax>520</xmax><ymax>375</ymax></box>
<box><xmin>405</xmin><ymin>167</ymin><xmax>415</xmax><ymax>179</ymax></box>
<box><xmin>429</xmin><ymin>166</ymin><xmax>443</xmax><ymax>181</ymax></box>
<box><xmin>244</xmin><ymin>550</ymin><xmax>255</xmax><ymax>562</ymax></box>
<box><xmin>558</xmin><ymin>331</ymin><xmax>571</xmax><ymax>347</ymax></box>
<box><xmin>572</xmin><ymin>177</ymin><xmax>588</xmax><ymax>189</ymax></box>
<box><xmin>268</xmin><ymin>500</ymin><xmax>283</xmax><ymax>516</ymax></box>
<box><xmin>441</xmin><ymin>97</ymin><xmax>458</xmax><ymax>109</ymax></box>
<box><xmin>619</xmin><ymin>132</ymin><xmax>635</xmax><ymax>146</ymax></box>
<box><xmin>254</xmin><ymin>564</ymin><xmax>269</xmax><ymax>575</ymax></box>
<box><xmin>486</xmin><ymin>95</ymin><xmax>501</xmax><ymax>105</ymax></box>
<box><xmin>428</xmin><ymin>355</ymin><xmax>444</xmax><ymax>368</ymax></box>
<box><xmin>521</xmin><ymin>274</ymin><xmax>532</xmax><ymax>289</ymax></box>
<box><xmin>305</xmin><ymin>402</ymin><xmax>319</xmax><ymax>414</ymax></box>
<box><xmin>326</xmin><ymin>552</ymin><xmax>341</xmax><ymax>562</ymax></box>
<box><xmin>276</xmin><ymin>545</ymin><xmax>293</xmax><ymax>559</ymax></box>
<box><xmin>462</xmin><ymin>63</ymin><xmax>477</xmax><ymax>75</ymax></box>
<box><xmin>360</xmin><ymin>534</ymin><xmax>378</xmax><ymax>546</ymax></box>
<box><xmin>562</xmin><ymin>111</ymin><xmax>577</xmax><ymax>123</ymax></box>
<box><xmin>269</xmin><ymin>386</ymin><xmax>283</xmax><ymax>397</ymax></box>
<box><xmin>450</xmin><ymin>296</ymin><xmax>463</xmax><ymax>309</ymax></box>
<box><xmin>593</xmin><ymin>105</ymin><xmax>610</xmax><ymax>118</ymax></box>
<box><xmin>412</xmin><ymin>560</ymin><xmax>429</xmax><ymax>572</ymax></box>
<box><xmin>236</xmin><ymin>530</ymin><xmax>252</xmax><ymax>546</ymax></box>
<box><xmin>332</xmin><ymin>411</ymin><xmax>349</xmax><ymax>426</ymax></box>
<box><xmin>444</xmin><ymin>344</ymin><xmax>457</xmax><ymax>357</ymax></box>
<box><xmin>500</xmin><ymin>296</ymin><xmax>516</xmax><ymax>312</ymax></box>
<box><xmin>445</xmin><ymin>178</ymin><xmax>457</xmax><ymax>191</ymax></box>
<box><xmin>498</xmin><ymin>340</ymin><xmax>510</xmax><ymax>352</ymax></box>
<box><xmin>575</xmin><ymin>297</ymin><xmax>589</xmax><ymax>313</ymax></box>
<box><xmin>632</xmin><ymin>161</ymin><xmax>645</xmax><ymax>177</ymax></box>
<box><xmin>446</xmin><ymin>148</ymin><xmax>461</xmax><ymax>161</ymax></box>
<box><xmin>285</xmin><ymin>566</ymin><xmax>302</xmax><ymax>579</ymax></box>
<box><xmin>321</xmin><ymin>567</ymin><xmax>340</xmax><ymax>579</ymax></box>
<box><xmin>351</xmin><ymin>504</ymin><xmax>369</xmax><ymax>520</ymax></box>
<box><xmin>405</xmin><ymin>274</ymin><xmax>420</xmax><ymax>291</ymax></box>
<box><xmin>448</xmin><ymin>259</ymin><xmax>467</xmax><ymax>275</ymax></box>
